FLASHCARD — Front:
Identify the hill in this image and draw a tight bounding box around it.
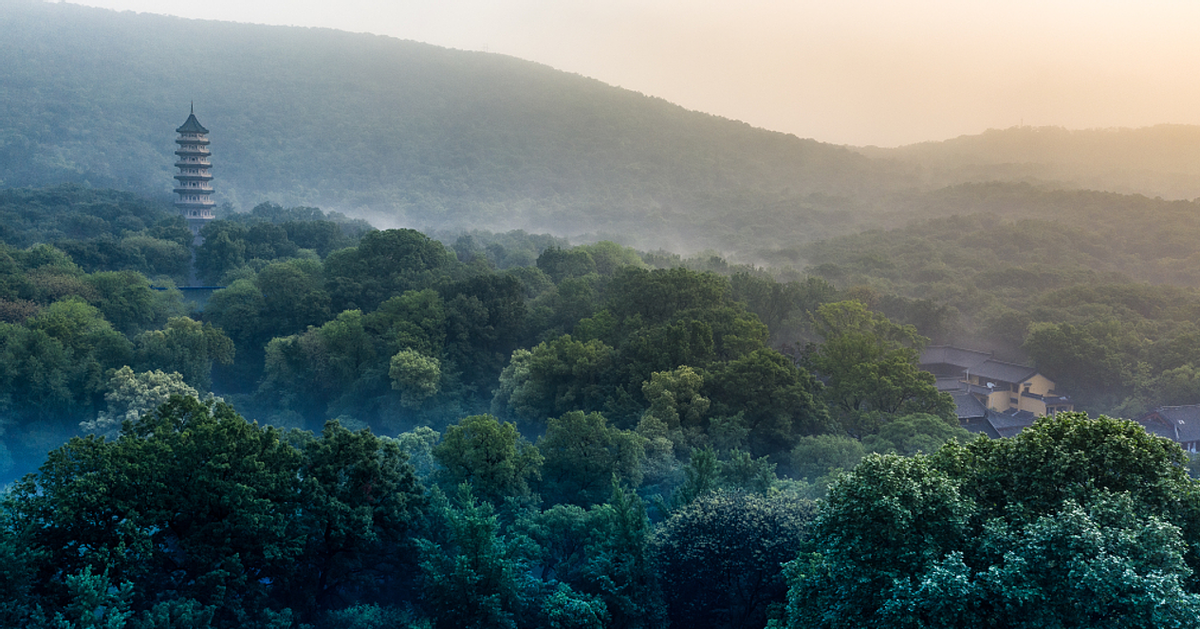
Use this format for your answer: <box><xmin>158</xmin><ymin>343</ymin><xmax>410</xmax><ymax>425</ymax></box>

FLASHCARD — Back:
<box><xmin>858</xmin><ymin>125</ymin><xmax>1200</xmax><ymax>200</ymax></box>
<box><xmin>0</xmin><ymin>0</ymin><xmax>915</xmax><ymax>254</ymax></box>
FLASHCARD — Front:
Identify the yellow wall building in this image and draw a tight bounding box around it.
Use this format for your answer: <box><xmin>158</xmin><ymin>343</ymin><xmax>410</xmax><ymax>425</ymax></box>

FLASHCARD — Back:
<box><xmin>920</xmin><ymin>346</ymin><xmax>1073</xmax><ymax>437</ymax></box>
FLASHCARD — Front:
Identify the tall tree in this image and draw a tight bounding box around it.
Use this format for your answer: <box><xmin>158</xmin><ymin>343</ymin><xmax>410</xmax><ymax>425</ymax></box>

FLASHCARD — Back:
<box><xmin>809</xmin><ymin>300</ymin><xmax>953</xmax><ymax>437</ymax></box>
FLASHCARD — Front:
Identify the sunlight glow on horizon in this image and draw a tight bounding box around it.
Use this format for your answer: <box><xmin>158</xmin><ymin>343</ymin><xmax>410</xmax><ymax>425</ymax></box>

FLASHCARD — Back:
<box><xmin>48</xmin><ymin>0</ymin><xmax>1200</xmax><ymax>147</ymax></box>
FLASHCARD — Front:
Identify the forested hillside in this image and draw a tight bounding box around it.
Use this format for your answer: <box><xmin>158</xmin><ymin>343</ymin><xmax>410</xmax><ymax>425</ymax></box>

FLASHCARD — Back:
<box><xmin>859</xmin><ymin>125</ymin><xmax>1200</xmax><ymax>200</ymax></box>
<box><xmin>7</xmin><ymin>2</ymin><xmax>1200</xmax><ymax>625</ymax></box>
<box><xmin>7</xmin><ymin>187</ymin><xmax>1195</xmax><ymax>628</ymax></box>
<box><xmin>0</xmin><ymin>0</ymin><xmax>909</xmax><ymax>255</ymax></box>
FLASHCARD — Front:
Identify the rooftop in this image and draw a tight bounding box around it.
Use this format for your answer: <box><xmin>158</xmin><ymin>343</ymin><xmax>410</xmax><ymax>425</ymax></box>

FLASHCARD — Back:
<box><xmin>920</xmin><ymin>345</ymin><xmax>1039</xmax><ymax>385</ymax></box>
<box><xmin>1138</xmin><ymin>406</ymin><xmax>1200</xmax><ymax>444</ymax></box>
<box><xmin>176</xmin><ymin>113</ymin><xmax>209</xmax><ymax>135</ymax></box>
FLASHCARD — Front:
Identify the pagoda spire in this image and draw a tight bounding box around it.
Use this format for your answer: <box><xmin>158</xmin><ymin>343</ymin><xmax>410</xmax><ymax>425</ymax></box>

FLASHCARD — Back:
<box><xmin>173</xmin><ymin>107</ymin><xmax>215</xmax><ymax>246</ymax></box>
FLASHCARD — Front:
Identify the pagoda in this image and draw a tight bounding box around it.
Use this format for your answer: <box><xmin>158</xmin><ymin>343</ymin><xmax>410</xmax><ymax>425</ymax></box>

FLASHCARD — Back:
<box><xmin>173</xmin><ymin>106</ymin><xmax>215</xmax><ymax>244</ymax></box>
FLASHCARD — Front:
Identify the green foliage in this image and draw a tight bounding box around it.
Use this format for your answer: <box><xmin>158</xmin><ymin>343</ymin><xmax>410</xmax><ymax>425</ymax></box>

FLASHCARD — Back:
<box><xmin>779</xmin><ymin>413</ymin><xmax>1200</xmax><ymax>629</ymax></box>
<box><xmin>418</xmin><ymin>486</ymin><xmax>523</xmax><ymax>629</ymax></box>
<box><xmin>390</xmin><ymin>349</ymin><xmax>442</xmax><ymax>405</ymax></box>
<box><xmin>325</xmin><ymin>229</ymin><xmax>459</xmax><ymax>313</ymax></box>
<box><xmin>789</xmin><ymin>434</ymin><xmax>865</xmax><ymax>481</ymax></box>
<box><xmin>289</xmin><ymin>420</ymin><xmax>425</xmax><ymax>615</ymax></box>
<box><xmin>394</xmin><ymin>426</ymin><xmax>441</xmax><ymax>482</ymax></box>
<box><xmin>134</xmin><ymin>316</ymin><xmax>234</xmax><ymax>391</ymax></box>
<box><xmin>493</xmin><ymin>337</ymin><xmax>616</xmax><ymax>426</ymax></box>
<box><xmin>80</xmin><ymin>366</ymin><xmax>204</xmax><ymax>439</ymax></box>
<box><xmin>809</xmin><ymin>300</ymin><xmax>954</xmax><ymax>436</ymax></box>
<box><xmin>432</xmin><ymin>415</ymin><xmax>543</xmax><ymax>505</ymax></box>
<box><xmin>640</xmin><ymin>366</ymin><xmax>710</xmax><ymax>435</ymax></box>
<box><xmin>7</xmin><ymin>396</ymin><xmax>424</xmax><ymax>627</ymax></box>
<box><xmin>45</xmin><ymin>566</ymin><xmax>134</xmax><ymax>629</ymax></box>
<box><xmin>704</xmin><ymin>348</ymin><xmax>830</xmax><ymax>455</ymax></box>
<box><xmin>861</xmin><ymin>412</ymin><xmax>971</xmax><ymax>456</ymax></box>
<box><xmin>538</xmin><ymin>411</ymin><xmax>646</xmax><ymax>506</ymax></box>
<box><xmin>11</xmin><ymin>397</ymin><xmax>304</xmax><ymax>624</ymax></box>
<box><xmin>576</xmin><ymin>482</ymin><xmax>665</xmax><ymax>629</ymax></box>
<box><xmin>537</xmin><ymin>247</ymin><xmax>597</xmax><ymax>283</ymax></box>
<box><xmin>541</xmin><ymin>583</ymin><xmax>609</xmax><ymax>629</ymax></box>
<box><xmin>650</xmin><ymin>491</ymin><xmax>815</xmax><ymax>629</ymax></box>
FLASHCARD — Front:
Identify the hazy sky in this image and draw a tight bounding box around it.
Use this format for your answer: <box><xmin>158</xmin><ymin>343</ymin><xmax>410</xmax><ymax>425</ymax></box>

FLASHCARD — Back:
<box><xmin>55</xmin><ymin>0</ymin><xmax>1200</xmax><ymax>146</ymax></box>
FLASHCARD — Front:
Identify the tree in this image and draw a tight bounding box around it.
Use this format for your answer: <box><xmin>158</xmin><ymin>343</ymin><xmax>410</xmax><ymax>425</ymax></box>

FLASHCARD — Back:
<box><xmin>418</xmin><ymin>486</ymin><xmax>524</xmax><ymax>629</ymax></box>
<box><xmin>861</xmin><ymin>412</ymin><xmax>971</xmax><ymax>456</ymax></box>
<box><xmin>390</xmin><ymin>349</ymin><xmax>442</xmax><ymax>406</ymax></box>
<box><xmin>640</xmin><ymin>366</ymin><xmax>710</xmax><ymax>450</ymax></box>
<box><xmin>789</xmin><ymin>434</ymin><xmax>864</xmax><ymax>481</ymax></box>
<box><xmin>576</xmin><ymin>482</ymin><xmax>665</xmax><ymax>629</ymax></box>
<box><xmin>432</xmin><ymin>414</ymin><xmax>543</xmax><ymax>505</ymax></box>
<box><xmin>704</xmin><ymin>349</ymin><xmax>830</xmax><ymax>455</ymax></box>
<box><xmin>289</xmin><ymin>421</ymin><xmax>425</xmax><ymax>615</ymax></box>
<box><xmin>80</xmin><ymin>366</ymin><xmax>205</xmax><ymax>439</ymax></box>
<box><xmin>537</xmin><ymin>247</ymin><xmax>597</xmax><ymax>283</ymax></box>
<box><xmin>777</xmin><ymin>413</ymin><xmax>1200</xmax><ymax>629</ymax></box>
<box><xmin>83</xmin><ymin>270</ymin><xmax>179</xmax><ymax>336</ymax></box>
<box><xmin>8</xmin><ymin>397</ymin><xmax>425</xmax><ymax>627</ymax></box>
<box><xmin>134</xmin><ymin>316</ymin><xmax>234</xmax><ymax>391</ymax></box>
<box><xmin>492</xmin><ymin>337</ymin><xmax>616</xmax><ymax>426</ymax></box>
<box><xmin>538</xmin><ymin>411</ymin><xmax>646</xmax><ymax>506</ymax></box>
<box><xmin>324</xmin><ymin>229</ymin><xmax>458</xmax><ymax>312</ymax></box>
<box><xmin>650</xmin><ymin>491</ymin><xmax>815</xmax><ymax>629</ymax></box>
<box><xmin>809</xmin><ymin>300</ymin><xmax>953</xmax><ymax>437</ymax></box>
<box><xmin>10</xmin><ymin>397</ymin><xmax>305</xmax><ymax>625</ymax></box>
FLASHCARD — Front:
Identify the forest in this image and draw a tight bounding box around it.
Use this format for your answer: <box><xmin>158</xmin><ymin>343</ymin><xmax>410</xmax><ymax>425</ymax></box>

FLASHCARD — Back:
<box><xmin>2</xmin><ymin>185</ymin><xmax>1200</xmax><ymax>627</ymax></box>
<box><xmin>6</xmin><ymin>2</ymin><xmax>1200</xmax><ymax>626</ymax></box>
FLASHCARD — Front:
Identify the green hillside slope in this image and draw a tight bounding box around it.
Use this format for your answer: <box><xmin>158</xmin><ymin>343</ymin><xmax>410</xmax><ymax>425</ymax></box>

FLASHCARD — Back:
<box><xmin>0</xmin><ymin>0</ymin><xmax>911</xmax><ymax>253</ymax></box>
<box><xmin>858</xmin><ymin>125</ymin><xmax>1200</xmax><ymax>200</ymax></box>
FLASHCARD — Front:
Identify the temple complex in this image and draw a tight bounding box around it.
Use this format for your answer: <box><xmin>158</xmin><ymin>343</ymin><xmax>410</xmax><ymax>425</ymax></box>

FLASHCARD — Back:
<box><xmin>173</xmin><ymin>106</ymin><xmax>215</xmax><ymax>245</ymax></box>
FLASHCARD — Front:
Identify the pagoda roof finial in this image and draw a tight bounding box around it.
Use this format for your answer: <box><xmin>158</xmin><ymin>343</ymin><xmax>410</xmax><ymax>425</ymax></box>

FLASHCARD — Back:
<box><xmin>176</xmin><ymin>107</ymin><xmax>209</xmax><ymax>134</ymax></box>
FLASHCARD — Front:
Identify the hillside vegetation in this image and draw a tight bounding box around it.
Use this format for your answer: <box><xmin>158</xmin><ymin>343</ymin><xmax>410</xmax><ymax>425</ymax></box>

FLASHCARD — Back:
<box><xmin>859</xmin><ymin>125</ymin><xmax>1200</xmax><ymax>200</ymax></box>
<box><xmin>0</xmin><ymin>0</ymin><xmax>909</xmax><ymax>255</ymax></box>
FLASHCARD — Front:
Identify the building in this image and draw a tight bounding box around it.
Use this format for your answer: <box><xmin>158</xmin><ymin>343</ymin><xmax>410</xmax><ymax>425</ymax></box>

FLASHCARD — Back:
<box><xmin>173</xmin><ymin>106</ymin><xmax>215</xmax><ymax>245</ymax></box>
<box><xmin>920</xmin><ymin>345</ymin><xmax>1073</xmax><ymax>437</ymax></box>
<box><xmin>1135</xmin><ymin>406</ymin><xmax>1200</xmax><ymax>452</ymax></box>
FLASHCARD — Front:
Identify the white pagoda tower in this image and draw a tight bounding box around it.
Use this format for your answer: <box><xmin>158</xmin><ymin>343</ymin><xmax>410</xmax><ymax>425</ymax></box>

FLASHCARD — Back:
<box><xmin>173</xmin><ymin>106</ymin><xmax>215</xmax><ymax>245</ymax></box>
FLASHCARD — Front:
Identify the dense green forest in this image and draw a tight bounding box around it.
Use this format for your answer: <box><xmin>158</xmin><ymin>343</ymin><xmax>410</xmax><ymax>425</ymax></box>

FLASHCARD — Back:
<box><xmin>3</xmin><ymin>183</ymin><xmax>1200</xmax><ymax>626</ymax></box>
<box><xmin>0</xmin><ymin>185</ymin><xmax>981</xmax><ymax>627</ymax></box>
<box><xmin>7</xmin><ymin>2</ymin><xmax>1200</xmax><ymax>624</ymax></box>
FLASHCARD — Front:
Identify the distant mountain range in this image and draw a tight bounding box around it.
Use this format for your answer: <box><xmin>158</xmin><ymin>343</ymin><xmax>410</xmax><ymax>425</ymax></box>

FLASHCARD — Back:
<box><xmin>859</xmin><ymin>125</ymin><xmax>1200</xmax><ymax>201</ymax></box>
<box><xmin>2</xmin><ymin>0</ymin><xmax>1199</xmax><ymax>255</ymax></box>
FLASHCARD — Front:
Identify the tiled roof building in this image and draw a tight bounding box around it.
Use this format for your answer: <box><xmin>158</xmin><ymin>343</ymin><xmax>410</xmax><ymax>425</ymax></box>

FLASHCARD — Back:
<box><xmin>920</xmin><ymin>345</ymin><xmax>1073</xmax><ymax>438</ymax></box>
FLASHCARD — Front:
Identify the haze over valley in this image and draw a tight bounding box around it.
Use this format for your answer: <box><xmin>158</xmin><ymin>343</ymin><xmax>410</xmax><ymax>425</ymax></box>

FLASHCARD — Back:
<box><xmin>6</xmin><ymin>2</ymin><xmax>1200</xmax><ymax>627</ymax></box>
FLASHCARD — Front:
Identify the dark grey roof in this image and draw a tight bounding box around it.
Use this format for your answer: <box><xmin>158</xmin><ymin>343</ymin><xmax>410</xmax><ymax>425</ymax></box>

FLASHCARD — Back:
<box><xmin>951</xmin><ymin>391</ymin><xmax>987</xmax><ymax>420</ymax></box>
<box><xmin>176</xmin><ymin>113</ymin><xmax>209</xmax><ymax>134</ymax></box>
<box><xmin>921</xmin><ymin>345</ymin><xmax>1039</xmax><ymax>385</ymax></box>
<box><xmin>961</xmin><ymin>416</ymin><xmax>1000</xmax><ymax>438</ymax></box>
<box><xmin>936</xmin><ymin>377</ymin><xmax>966</xmax><ymax>391</ymax></box>
<box><xmin>920</xmin><ymin>346</ymin><xmax>992</xmax><ymax>370</ymax></box>
<box><xmin>1142</xmin><ymin>406</ymin><xmax>1200</xmax><ymax>443</ymax></box>
<box><xmin>970</xmin><ymin>360</ymin><xmax>1038</xmax><ymax>386</ymax></box>
<box><xmin>1136</xmin><ymin>413</ymin><xmax>1178</xmax><ymax>441</ymax></box>
<box><xmin>987</xmin><ymin>409</ymin><xmax>1037</xmax><ymax>438</ymax></box>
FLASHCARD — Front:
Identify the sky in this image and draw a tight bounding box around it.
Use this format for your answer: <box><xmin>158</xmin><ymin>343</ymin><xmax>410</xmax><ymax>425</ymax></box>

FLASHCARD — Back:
<box><xmin>53</xmin><ymin>0</ymin><xmax>1200</xmax><ymax>147</ymax></box>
